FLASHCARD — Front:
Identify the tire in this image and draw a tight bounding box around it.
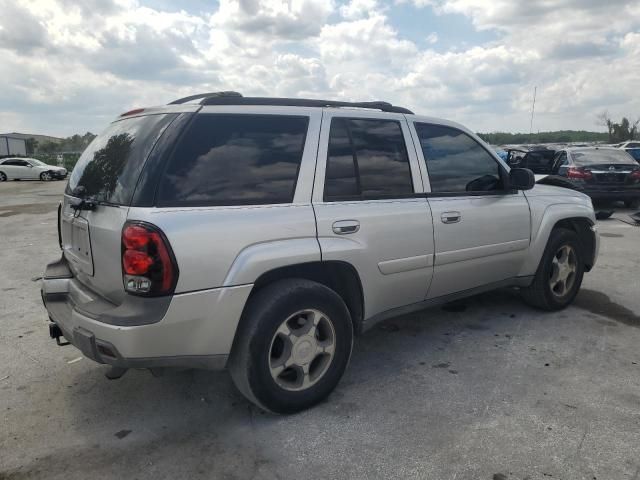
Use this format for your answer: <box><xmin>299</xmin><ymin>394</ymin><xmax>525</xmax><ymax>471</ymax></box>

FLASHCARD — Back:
<box><xmin>40</xmin><ymin>171</ymin><xmax>53</xmax><ymax>181</ymax></box>
<box><xmin>521</xmin><ymin>228</ymin><xmax>585</xmax><ymax>311</ymax></box>
<box><xmin>0</xmin><ymin>172</ymin><xmax>6</xmax><ymax>182</ymax></box>
<box><xmin>228</xmin><ymin>278</ymin><xmax>354</xmax><ymax>414</ymax></box>
<box><xmin>624</xmin><ymin>198</ymin><xmax>640</xmax><ymax>209</ymax></box>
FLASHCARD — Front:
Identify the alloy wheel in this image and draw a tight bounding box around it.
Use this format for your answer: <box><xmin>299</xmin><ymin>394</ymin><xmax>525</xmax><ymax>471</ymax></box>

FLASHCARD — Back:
<box><xmin>268</xmin><ymin>309</ymin><xmax>336</xmax><ymax>392</ymax></box>
<box><xmin>549</xmin><ymin>245</ymin><xmax>577</xmax><ymax>297</ymax></box>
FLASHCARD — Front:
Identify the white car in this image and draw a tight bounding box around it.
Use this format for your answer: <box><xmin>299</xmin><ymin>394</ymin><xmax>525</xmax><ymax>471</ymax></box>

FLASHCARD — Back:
<box><xmin>0</xmin><ymin>157</ymin><xmax>67</xmax><ymax>181</ymax></box>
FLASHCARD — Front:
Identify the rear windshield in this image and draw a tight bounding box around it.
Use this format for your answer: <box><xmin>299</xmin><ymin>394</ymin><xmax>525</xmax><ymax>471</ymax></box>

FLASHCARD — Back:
<box><xmin>157</xmin><ymin>114</ymin><xmax>309</xmax><ymax>206</ymax></box>
<box><xmin>66</xmin><ymin>114</ymin><xmax>176</xmax><ymax>204</ymax></box>
<box><xmin>572</xmin><ymin>149</ymin><xmax>637</xmax><ymax>166</ymax></box>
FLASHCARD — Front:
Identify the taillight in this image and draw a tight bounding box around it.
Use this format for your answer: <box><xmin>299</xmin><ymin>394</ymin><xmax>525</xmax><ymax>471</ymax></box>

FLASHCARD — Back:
<box><xmin>567</xmin><ymin>167</ymin><xmax>593</xmax><ymax>180</ymax></box>
<box><xmin>630</xmin><ymin>169</ymin><xmax>640</xmax><ymax>180</ymax></box>
<box><xmin>121</xmin><ymin>222</ymin><xmax>178</xmax><ymax>296</ymax></box>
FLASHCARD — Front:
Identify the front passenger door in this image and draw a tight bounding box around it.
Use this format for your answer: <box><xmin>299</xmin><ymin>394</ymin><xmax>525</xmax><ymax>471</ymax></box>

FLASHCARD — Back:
<box><xmin>411</xmin><ymin>123</ymin><xmax>531</xmax><ymax>299</ymax></box>
<box><xmin>14</xmin><ymin>160</ymin><xmax>33</xmax><ymax>179</ymax></box>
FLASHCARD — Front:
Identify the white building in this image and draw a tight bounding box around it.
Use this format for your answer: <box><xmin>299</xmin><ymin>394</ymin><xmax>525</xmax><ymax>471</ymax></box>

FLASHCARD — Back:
<box><xmin>0</xmin><ymin>135</ymin><xmax>27</xmax><ymax>156</ymax></box>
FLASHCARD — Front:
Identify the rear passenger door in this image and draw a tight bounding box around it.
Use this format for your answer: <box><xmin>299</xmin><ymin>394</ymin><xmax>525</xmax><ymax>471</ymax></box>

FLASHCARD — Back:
<box><xmin>313</xmin><ymin>111</ymin><xmax>435</xmax><ymax>321</ymax></box>
<box><xmin>410</xmin><ymin>122</ymin><xmax>531</xmax><ymax>299</ymax></box>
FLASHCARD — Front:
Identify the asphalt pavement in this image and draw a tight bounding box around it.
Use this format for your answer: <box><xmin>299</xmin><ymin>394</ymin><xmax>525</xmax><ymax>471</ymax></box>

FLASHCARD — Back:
<box><xmin>1</xmin><ymin>180</ymin><xmax>639</xmax><ymax>480</ymax></box>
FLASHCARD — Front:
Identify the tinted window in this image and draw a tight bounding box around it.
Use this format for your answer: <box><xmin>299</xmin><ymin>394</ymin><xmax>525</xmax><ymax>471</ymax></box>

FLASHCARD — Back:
<box><xmin>415</xmin><ymin>124</ymin><xmax>504</xmax><ymax>193</ymax></box>
<box><xmin>324</xmin><ymin>118</ymin><xmax>413</xmax><ymax>200</ymax></box>
<box><xmin>67</xmin><ymin>114</ymin><xmax>176</xmax><ymax>205</ymax></box>
<box><xmin>523</xmin><ymin>150</ymin><xmax>555</xmax><ymax>174</ymax></box>
<box><xmin>158</xmin><ymin>114</ymin><xmax>308</xmax><ymax>206</ymax></box>
<box><xmin>572</xmin><ymin>149</ymin><xmax>637</xmax><ymax>166</ymax></box>
<box><xmin>3</xmin><ymin>160</ymin><xmax>28</xmax><ymax>166</ymax></box>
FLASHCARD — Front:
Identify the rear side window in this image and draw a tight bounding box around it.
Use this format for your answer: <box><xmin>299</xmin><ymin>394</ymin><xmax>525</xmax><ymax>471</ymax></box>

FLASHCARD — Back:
<box><xmin>158</xmin><ymin>114</ymin><xmax>308</xmax><ymax>206</ymax></box>
<box><xmin>67</xmin><ymin>114</ymin><xmax>176</xmax><ymax>205</ymax></box>
<box><xmin>324</xmin><ymin>118</ymin><xmax>413</xmax><ymax>201</ymax></box>
<box><xmin>415</xmin><ymin>123</ymin><xmax>504</xmax><ymax>193</ymax></box>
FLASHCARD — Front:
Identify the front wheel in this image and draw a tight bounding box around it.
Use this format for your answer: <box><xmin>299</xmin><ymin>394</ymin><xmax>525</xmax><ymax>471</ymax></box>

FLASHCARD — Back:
<box><xmin>521</xmin><ymin>228</ymin><xmax>585</xmax><ymax>310</ymax></box>
<box><xmin>40</xmin><ymin>171</ymin><xmax>53</xmax><ymax>181</ymax></box>
<box><xmin>0</xmin><ymin>172</ymin><xmax>6</xmax><ymax>182</ymax></box>
<box><xmin>624</xmin><ymin>198</ymin><xmax>640</xmax><ymax>209</ymax></box>
<box><xmin>228</xmin><ymin>279</ymin><xmax>353</xmax><ymax>414</ymax></box>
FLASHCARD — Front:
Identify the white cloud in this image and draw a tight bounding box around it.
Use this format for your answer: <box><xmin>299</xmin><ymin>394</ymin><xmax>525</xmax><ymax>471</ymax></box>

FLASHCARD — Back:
<box><xmin>340</xmin><ymin>0</ymin><xmax>379</xmax><ymax>19</ymax></box>
<box><xmin>0</xmin><ymin>0</ymin><xmax>639</xmax><ymax>136</ymax></box>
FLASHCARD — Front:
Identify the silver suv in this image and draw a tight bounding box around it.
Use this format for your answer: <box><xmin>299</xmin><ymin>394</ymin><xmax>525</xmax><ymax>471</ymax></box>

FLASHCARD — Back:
<box><xmin>42</xmin><ymin>93</ymin><xmax>599</xmax><ymax>413</ymax></box>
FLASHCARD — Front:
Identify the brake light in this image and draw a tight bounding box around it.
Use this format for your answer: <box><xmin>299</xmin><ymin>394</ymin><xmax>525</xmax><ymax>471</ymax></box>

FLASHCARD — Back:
<box><xmin>121</xmin><ymin>222</ymin><xmax>178</xmax><ymax>296</ymax></box>
<box><xmin>119</xmin><ymin>108</ymin><xmax>145</xmax><ymax>117</ymax></box>
<box><xmin>630</xmin><ymin>169</ymin><xmax>640</xmax><ymax>180</ymax></box>
<box><xmin>567</xmin><ymin>167</ymin><xmax>592</xmax><ymax>180</ymax></box>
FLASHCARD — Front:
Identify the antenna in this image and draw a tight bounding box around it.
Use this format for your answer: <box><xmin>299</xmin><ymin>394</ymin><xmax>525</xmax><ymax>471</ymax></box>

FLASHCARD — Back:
<box><xmin>529</xmin><ymin>86</ymin><xmax>537</xmax><ymax>138</ymax></box>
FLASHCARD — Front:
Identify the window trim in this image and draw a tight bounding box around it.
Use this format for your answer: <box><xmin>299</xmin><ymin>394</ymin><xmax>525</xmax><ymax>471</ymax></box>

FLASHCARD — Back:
<box><xmin>154</xmin><ymin>113</ymin><xmax>310</xmax><ymax>208</ymax></box>
<box><xmin>413</xmin><ymin>122</ymin><xmax>514</xmax><ymax>197</ymax></box>
<box><xmin>322</xmin><ymin>117</ymin><xmax>416</xmax><ymax>202</ymax></box>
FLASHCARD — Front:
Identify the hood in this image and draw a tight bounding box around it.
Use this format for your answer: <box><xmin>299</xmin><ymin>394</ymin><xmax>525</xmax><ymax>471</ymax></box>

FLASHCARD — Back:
<box><xmin>525</xmin><ymin>183</ymin><xmax>592</xmax><ymax>207</ymax></box>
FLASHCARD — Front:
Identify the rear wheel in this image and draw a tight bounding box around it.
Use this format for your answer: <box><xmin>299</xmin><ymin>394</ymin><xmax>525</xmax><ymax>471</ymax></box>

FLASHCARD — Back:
<box><xmin>40</xmin><ymin>171</ymin><xmax>53</xmax><ymax>181</ymax></box>
<box><xmin>228</xmin><ymin>279</ymin><xmax>353</xmax><ymax>414</ymax></box>
<box><xmin>521</xmin><ymin>228</ymin><xmax>585</xmax><ymax>310</ymax></box>
<box><xmin>624</xmin><ymin>198</ymin><xmax>640</xmax><ymax>209</ymax></box>
<box><xmin>0</xmin><ymin>172</ymin><xmax>6</xmax><ymax>182</ymax></box>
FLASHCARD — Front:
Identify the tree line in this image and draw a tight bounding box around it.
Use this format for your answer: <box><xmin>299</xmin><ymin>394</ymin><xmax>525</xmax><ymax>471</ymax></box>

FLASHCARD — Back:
<box><xmin>26</xmin><ymin>132</ymin><xmax>97</xmax><ymax>154</ymax></box>
<box><xmin>479</xmin><ymin>114</ymin><xmax>638</xmax><ymax>146</ymax></box>
<box><xmin>477</xmin><ymin>130</ymin><xmax>610</xmax><ymax>145</ymax></box>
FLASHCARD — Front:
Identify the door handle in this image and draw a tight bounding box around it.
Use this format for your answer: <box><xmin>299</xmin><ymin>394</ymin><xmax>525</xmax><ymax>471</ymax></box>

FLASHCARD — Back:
<box><xmin>332</xmin><ymin>220</ymin><xmax>360</xmax><ymax>235</ymax></box>
<box><xmin>441</xmin><ymin>211</ymin><xmax>461</xmax><ymax>224</ymax></box>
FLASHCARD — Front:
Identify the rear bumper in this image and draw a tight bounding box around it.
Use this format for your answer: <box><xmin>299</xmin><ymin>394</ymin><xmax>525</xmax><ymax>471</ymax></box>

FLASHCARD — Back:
<box><xmin>583</xmin><ymin>189</ymin><xmax>640</xmax><ymax>201</ymax></box>
<box><xmin>41</xmin><ymin>257</ymin><xmax>252</xmax><ymax>370</ymax></box>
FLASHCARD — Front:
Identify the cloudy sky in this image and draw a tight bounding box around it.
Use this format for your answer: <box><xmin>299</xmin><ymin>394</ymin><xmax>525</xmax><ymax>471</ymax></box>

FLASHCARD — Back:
<box><xmin>1</xmin><ymin>0</ymin><xmax>639</xmax><ymax>137</ymax></box>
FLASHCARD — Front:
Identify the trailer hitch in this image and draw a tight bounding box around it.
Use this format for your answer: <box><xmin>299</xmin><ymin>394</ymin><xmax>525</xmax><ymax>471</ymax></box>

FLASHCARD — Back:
<box><xmin>49</xmin><ymin>323</ymin><xmax>70</xmax><ymax>346</ymax></box>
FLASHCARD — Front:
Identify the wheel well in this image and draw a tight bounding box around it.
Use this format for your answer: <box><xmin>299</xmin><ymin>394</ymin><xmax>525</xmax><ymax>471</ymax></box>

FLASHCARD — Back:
<box><xmin>553</xmin><ymin>217</ymin><xmax>596</xmax><ymax>271</ymax></box>
<box><xmin>251</xmin><ymin>261</ymin><xmax>365</xmax><ymax>334</ymax></box>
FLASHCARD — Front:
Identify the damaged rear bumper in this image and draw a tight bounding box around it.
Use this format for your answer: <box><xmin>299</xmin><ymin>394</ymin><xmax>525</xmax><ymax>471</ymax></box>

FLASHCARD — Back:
<box><xmin>41</xmin><ymin>256</ymin><xmax>252</xmax><ymax>371</ymax></box>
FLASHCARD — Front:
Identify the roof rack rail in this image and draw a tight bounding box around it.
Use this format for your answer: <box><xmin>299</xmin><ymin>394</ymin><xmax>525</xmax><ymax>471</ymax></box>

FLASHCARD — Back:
<box><xmin>168</xmin><ymin>92</ymin><xmax>413</xmax><ymax>114</ymax></box>
<box><xmin>169</xmin><ymin>91</ymin><xmax>242</xmax><ymax>105</ymax></box>
<box><xmin>200</xmin><ymin>96</ymin><xmax>413</xmax><ymax>114</ymax></box>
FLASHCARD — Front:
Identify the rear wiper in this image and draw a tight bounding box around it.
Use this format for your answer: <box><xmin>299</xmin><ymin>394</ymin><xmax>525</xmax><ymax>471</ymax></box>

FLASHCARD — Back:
<box><xmin>69</xmin><ymin>185</ymin><xmax>97</xmax><ymax>211</ymax></box>
<box><xmin>69</xmin><ymin>197</ymin><xmax>97</xmax><ymax>211</ymax></box>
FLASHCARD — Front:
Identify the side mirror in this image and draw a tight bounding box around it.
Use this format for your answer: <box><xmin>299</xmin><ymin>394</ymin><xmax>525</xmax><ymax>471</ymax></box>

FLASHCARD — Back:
<box><xmin>509</xmin><ymin>168</ymin><xmax>535</xmax><ymax>190</ymax></box>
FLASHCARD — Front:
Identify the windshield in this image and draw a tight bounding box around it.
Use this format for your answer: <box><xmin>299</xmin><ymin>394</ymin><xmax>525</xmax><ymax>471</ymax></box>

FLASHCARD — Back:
<box><xmin>66</xmin><ymin>113</ymin><xmax>176</xmax><ymax>204</ymax></box>
<box><xmin>572</xmin><ymin>149</ymin><xmax>637</xmax><ymax>166</ymax></box>
<box><xmin>29</xmin><ymin>159</ymin><xmax>47</xmax><ymax>166</ymax></box>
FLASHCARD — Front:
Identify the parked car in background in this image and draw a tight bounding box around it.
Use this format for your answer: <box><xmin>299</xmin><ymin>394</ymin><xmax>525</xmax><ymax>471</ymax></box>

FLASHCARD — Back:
<box><xmin>550</xmin><ymin>147</ymin><xmax>640</xmax><ymax>208</ymax></box>
<box><xmin>0</xmin><ymin>157</ymin><xmax>67</xmax><ymax>181</ymax></box>
<box><xmin>507</xmin><ymin>147</ymin><xmax>557</xmax><ymax>175</ymax></box>
<box><xmin>41</xmin><ymin>93</ymin><xmax>599</xmax><ymax>413</ymax></box>
<box><xmin>617</xmin><ymin>141</ymin><xmax>640</xmax><ymax>162</ymax></box>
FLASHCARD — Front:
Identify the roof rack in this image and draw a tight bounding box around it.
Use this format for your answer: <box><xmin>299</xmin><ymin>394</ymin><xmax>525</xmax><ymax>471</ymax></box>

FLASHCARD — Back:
<box><xmin>169</xmin><ymin>91</ymin><xmax>242</xmax><ymax>105</ymax></box>
<box><xmin>168</xmin><ymin>92</ymin><xmax>414</xmax><ymax>114</ymax></box>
